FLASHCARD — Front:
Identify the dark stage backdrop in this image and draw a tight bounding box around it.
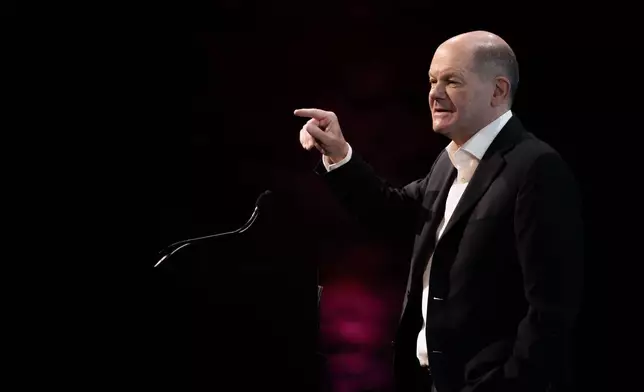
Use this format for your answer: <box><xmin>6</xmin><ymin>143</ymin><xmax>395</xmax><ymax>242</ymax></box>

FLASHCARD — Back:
<box><xmin>144</xmin><ymin>7</ymin><xmax>603</xmax><ymax>392</ymax></box>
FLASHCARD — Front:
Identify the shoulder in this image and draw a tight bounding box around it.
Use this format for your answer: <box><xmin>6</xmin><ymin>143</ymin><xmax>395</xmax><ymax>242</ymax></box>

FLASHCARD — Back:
<box><xmin>508</xmin><ymin>131</ymin><xmax>580</xmax><ymax>197</ymax></box>
<box><xmin>508</xmin><ymin>129</ymin><xmax>572</xmax><ymax>171</ymax></box>
<box><xmin>500</xmin><ymin>116</ymin><xmax>565</xmax><ymax>165</ymax></box>
<box><xmin>511</xmin><ymin>130</ymin><xmax>560</xmax><ymax>161</ymax></box>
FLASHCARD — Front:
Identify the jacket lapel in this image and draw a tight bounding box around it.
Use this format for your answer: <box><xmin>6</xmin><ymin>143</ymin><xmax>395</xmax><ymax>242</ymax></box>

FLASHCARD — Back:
<box><xmin>437</xmin><ymin>116</ymin><xmax>524</xmax><ymax>242</ymax></box>
<box><xmin>429</xmin><ymin>155</ymin><xmax>457</xmax><ymax>232</ymax></box>
<box><xmin>408</xmin><ymin>154</ymin><xmax>456</xmax><ymax>288</ymax></box>
<box><xmin>440</xmin><ymin>153</ymin><xmax>505</xmax><ymax>238</ymax></box>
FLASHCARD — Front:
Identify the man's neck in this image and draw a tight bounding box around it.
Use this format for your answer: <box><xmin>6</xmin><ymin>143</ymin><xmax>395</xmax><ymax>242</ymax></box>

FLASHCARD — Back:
<box><xmin>451</xmin><ymin>109</ymin><xmax>508</xmax><ymax>147</ymax></box>
<box><xmin>451</xmin><ymin>131</ymin><xmax>476</xmax><ymax>147</ymax></box>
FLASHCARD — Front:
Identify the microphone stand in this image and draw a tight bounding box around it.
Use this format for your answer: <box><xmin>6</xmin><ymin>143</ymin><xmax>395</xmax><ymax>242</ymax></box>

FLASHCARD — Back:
<box><xmin>154</xmin><ymin>190</ymin><xmax>271</xmax><ymax>268</ymax></box>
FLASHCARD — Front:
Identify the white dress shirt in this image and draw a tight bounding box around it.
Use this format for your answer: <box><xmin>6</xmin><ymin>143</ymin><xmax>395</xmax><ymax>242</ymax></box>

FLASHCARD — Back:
<box><xmin>322</xmin><ymin>110</ymin><xmax>513</xmax><ymax>366</ymax></box>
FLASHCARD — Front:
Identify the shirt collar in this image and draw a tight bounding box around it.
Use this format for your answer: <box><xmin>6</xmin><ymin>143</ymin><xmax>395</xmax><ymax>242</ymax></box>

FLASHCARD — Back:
<box><xmin>446</xmin><ymin>110</ymin><xmax>513</xmax><ymax>168</ymax></box>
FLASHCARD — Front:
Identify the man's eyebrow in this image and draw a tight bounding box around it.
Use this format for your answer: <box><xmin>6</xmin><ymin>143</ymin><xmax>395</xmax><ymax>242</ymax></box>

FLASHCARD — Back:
<box><xmin>445</xmin><ymin>72</ymin><xmax>464</xmax><ymax>79</ymax></box>
<box><xmin>429</xmin><ymin>70</ymin><xmax>465</xmax><ymax>79</ymax></box>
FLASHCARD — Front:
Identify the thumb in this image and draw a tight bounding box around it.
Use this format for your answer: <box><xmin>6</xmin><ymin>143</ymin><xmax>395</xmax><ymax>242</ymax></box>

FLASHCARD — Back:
<box><xmin>304</xmin><ymin>122</ymin><xmax>330</xmax><ymax>143</ymax></box>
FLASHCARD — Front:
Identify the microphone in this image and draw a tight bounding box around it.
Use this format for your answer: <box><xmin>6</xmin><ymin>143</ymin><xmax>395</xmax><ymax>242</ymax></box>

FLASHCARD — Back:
<box><xmin>154</xmin><ymin>190</ymin><xmax>272</xmax><ymax>268</ymax></box>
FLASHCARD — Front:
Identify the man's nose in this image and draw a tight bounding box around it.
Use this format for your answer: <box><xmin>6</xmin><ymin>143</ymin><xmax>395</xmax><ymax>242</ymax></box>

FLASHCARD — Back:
<box><xmin>429</xmin><ymin>84</ymin><xmax>445</xmax><ymax>101</ymax></box>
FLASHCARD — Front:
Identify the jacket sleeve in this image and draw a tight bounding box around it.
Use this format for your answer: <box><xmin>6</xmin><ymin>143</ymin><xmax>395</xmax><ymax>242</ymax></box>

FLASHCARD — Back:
<box><xmin>315</xmin><ymin>150</ymin><xmax>434</xmax><ymax>240</ymax></box>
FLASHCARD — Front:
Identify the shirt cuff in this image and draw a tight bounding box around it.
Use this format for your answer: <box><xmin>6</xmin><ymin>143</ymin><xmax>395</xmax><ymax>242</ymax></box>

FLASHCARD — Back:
<box><xmin>323</xmin><ymin>143</ymin><xmax>353</xmax><ymax>171</ymax></box>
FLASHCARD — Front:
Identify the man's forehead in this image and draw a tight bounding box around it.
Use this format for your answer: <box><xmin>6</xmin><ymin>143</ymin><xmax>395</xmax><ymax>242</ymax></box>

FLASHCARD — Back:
<box><xmin>429</xmin><ymin>45</ymin><xmax>474</xmax><ymax>76</ymax></box>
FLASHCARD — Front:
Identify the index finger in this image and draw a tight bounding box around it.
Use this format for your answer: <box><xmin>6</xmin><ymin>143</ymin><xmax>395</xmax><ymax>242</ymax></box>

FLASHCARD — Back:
<box><xmin>293</xmin><ymin>108</ymin><xmax>331</xmax><ymax>120</ymax></box>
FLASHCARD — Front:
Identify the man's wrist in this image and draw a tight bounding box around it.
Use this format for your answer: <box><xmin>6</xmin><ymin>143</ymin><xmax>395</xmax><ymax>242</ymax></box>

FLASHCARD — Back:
<box><xmin>328</xmin><ymin>143</ymin><xmax>349</xmax><ymax>163</ymax></box>
<box><xmin>324</xmin><ymin>143</ymin><xmax>352</xmax><ymax>172</ymax></box>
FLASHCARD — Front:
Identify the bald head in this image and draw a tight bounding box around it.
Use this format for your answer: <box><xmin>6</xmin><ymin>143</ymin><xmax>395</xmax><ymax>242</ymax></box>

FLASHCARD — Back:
<box><xmin>428</xmin><ymin>31</ymin><xmax>519</xmax><ymax>144</ymax></box>
<box><xmin>440</xmin><ymin>31</ymin><xmax>519</xmax><ymax>106</ymax></box>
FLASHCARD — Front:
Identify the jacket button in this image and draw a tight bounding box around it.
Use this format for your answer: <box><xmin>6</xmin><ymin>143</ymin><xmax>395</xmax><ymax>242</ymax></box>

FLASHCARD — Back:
<box><xmin>391</xmin><ymin>340</ymin><xmax>396</xmax><ymax>347</ymax></box>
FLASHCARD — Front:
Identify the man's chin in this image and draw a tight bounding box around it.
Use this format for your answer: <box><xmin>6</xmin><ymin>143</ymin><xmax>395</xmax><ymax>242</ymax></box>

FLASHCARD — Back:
<box><xmin>432</xmin><ymin>125</ymin><xmax>452</xmax><ymax>136</ymax></box>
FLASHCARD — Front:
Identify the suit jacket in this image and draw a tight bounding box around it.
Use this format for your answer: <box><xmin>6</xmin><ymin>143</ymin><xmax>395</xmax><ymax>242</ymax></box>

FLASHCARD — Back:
<box><xmin>315</xmin><ymin>116</ymin><xmax>584</xmax><ymax>392</ymax></box>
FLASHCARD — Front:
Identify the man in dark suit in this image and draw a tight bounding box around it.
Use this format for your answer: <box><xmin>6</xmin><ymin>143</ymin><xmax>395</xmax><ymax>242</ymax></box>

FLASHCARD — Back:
<box><xmin>294</xmin><ymin>31</ymin><xmax>584</xmax><ymax>392</ymax></box>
